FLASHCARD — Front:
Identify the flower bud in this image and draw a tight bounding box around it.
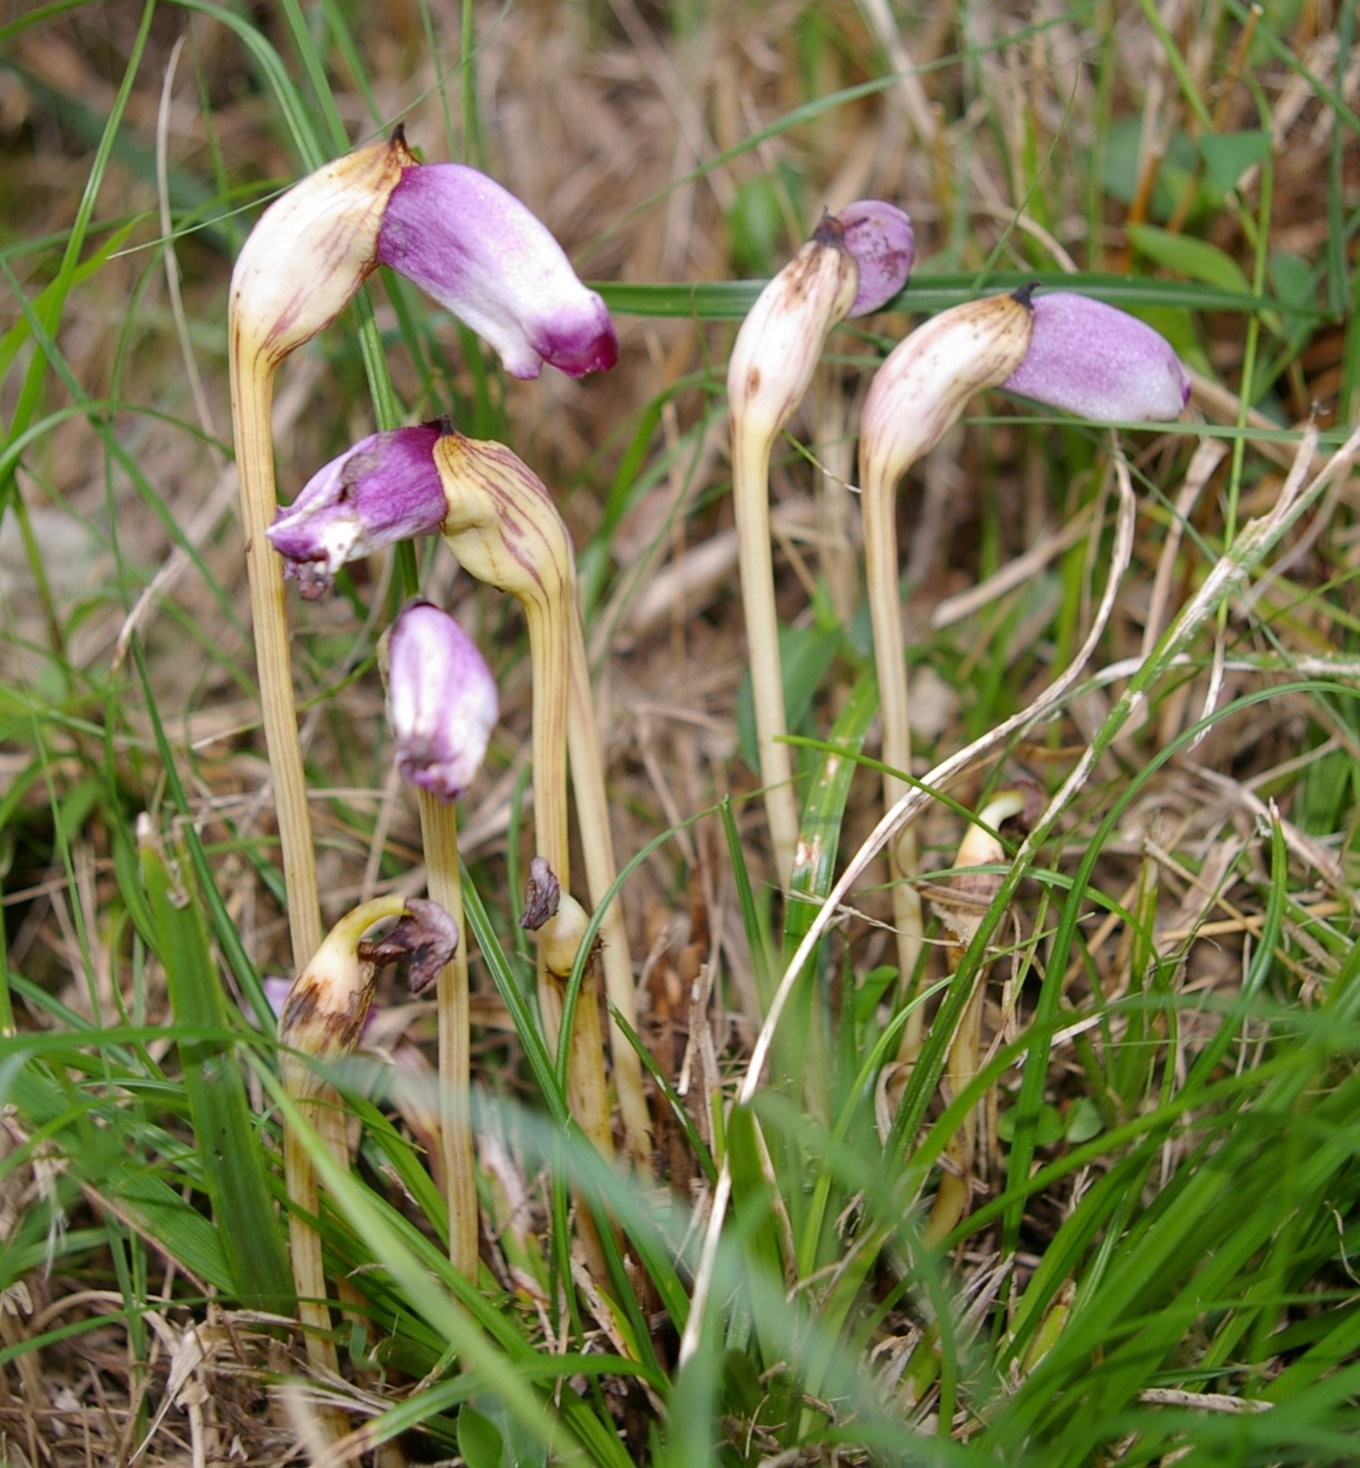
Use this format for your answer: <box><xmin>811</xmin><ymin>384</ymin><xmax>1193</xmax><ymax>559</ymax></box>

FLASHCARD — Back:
<box><xmin>386</xmin><ymin>600</ymin><xmax>499</xmax><ymax>803</ymax></box>
<box><xmin>266</xmin><ymin>423</ymin><xmax>447</xmax><ymax>599</ymax></box>
<box><xmin>1000</xmin><ymin>291</ymin><xmax>1192</xmax><ymax>422</ymax></box>
<box><xmin>839</xmin><ymin>200</ymin><xmax>915</xmax><ymax>316</ymax></box>
<box><xmin>726</xmin><ymin>215</ymin><xmax>861</xmax><ymax>439</ymax></box>
<box><xmin>231</xmin><ymin>135</ymin><xmax>414</xmax><ymax>368</ymax></box>
<box><xmin>519</xmin><ymin>855</ymin><xmax>594</xmax><ymax>979</ymax></box>
<box><xmin>860</xmin><ymin>289</ymin><xmax>1037</xmax><ymax>485</ymax></box>
<box><xmin>926</xmin><ymin>784</ymin><xmax>1038</xmax><ymax>967</ymax></box>
<box><xmin>278</xmin><ymin>895</ymin><xmax>457</xmax><ymax>1067</ymax></box>
<box><xmin>432</xmin><ymin>432</ymin><xmax>573</xmax><ymax>607</ymax></box>
<box><xmin>378</xmin><ymin>163</ymin><xmax>618</xmax><ymax>379</ymax></box>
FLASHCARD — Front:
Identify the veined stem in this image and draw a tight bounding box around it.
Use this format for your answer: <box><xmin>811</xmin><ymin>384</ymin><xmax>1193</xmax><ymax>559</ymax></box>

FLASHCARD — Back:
<box><xmin>280</xmin><ymin>1118</ymin><xmax>354</xmax><ymax>1457</ymax></box>
<box><xmin>731</xmin><ymin>416</ymin><xmax>801</xmax><ymax>887</ymax></box>
<box><xmin>523</xmin><ymin>589</ymin><xmax>613</xmax><ymax>1283</ymax></box>
<box><xmin>228</xmin><ymin>343</ymin><xmax>322</xmax><ymax>970</ymax></box>
<box><xmin>417</xmin><ymin>793</ymin><xmax>478</xmax><ymax>1278</ymax></box>
<box><xmin>281</xmin><ymin>1121</ymin><xmax>342</xmax><ymax>1379</ymax></box>
<box><xmin>566</xmin><ymin>607</ymin><xmax>652</xmax><ymax>1169</ymax></box>
<box><xmin>860</xmin><ymin>454</ymin><xmax>925</xmax><ymax>1040</ymax></box>
<box><xmin>520</xmin><ymin>593</ymin><xmax>614</xmax><ymax>1166</ymax></box>
<box><xmin>434</xmin><ymin>435</ymin><xmax>614</xmax><ymax>1179</ymax></box>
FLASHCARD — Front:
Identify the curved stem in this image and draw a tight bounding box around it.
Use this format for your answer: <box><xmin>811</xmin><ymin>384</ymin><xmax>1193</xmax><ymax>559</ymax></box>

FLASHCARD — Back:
<box><xmin>228</xmin><ymin>339</ymin><xmax>322</xmax><ymax>970</ymax></box>
<box><xmin>435</xmin><ymin>437</ymin><xmax>614</xmax><ymax>1162</ymax></box>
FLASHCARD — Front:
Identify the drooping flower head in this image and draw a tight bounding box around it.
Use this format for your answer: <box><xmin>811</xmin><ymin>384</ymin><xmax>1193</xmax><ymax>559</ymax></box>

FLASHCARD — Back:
<box><xmin>231</xmin><ymin>131</ymin><xmax>617</xmax><ymax>381</ymax></box>
<box><xmin>1001</xmin><ymin>291</ymin><xmax>1191</xmax><ymax>422</ymax></box>
<box><xmin>277</xmin><ymin>894</ymin><xmax>459</xmax><ymax>1065</ymax></box>
<box><xmin>266</xmin><ymin>422</ymin><xmax>448</xmax><ymax>598</ymax></box>
<box><xmin>859</xmin><ymin>288</ymin><xmax>1038</xmax><ymax>486</ymax></box>
<box><xmin>231</xmin><ymin>136</ymin><xmax>415</xmax><ymax>370</ymax></box>
<box><xmin>727</xmin><ymin>201</ymin><xmax>914</xmax><ymax>439</ymax></box>
<box><xmin>385</xmin><ymin>599</ymin><xmax>499</xmax><ymax>803</ymax></box>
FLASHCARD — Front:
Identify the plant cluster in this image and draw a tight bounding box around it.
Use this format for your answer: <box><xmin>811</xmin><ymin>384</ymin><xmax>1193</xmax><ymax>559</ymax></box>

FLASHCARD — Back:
<box><xmin>4</xmin><ymin>6</ymin><xmax>1360</xmax><ymax>1466</ymax></box>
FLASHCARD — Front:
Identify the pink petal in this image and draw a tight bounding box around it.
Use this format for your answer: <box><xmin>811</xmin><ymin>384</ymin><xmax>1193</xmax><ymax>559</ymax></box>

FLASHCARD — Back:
<box><xmin>1001</xmin><ymin>292</ymin><xmax>1191</xmax><ymax>422</ymax></box>
<box><xmin>378</xmin><ymin>164</ymin><xmax>618</xmax><ymax>380</ymax></box>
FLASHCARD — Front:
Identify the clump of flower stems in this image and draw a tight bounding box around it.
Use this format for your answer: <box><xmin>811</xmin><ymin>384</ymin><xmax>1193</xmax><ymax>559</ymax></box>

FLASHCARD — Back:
<box><xmin>230</xmin><ymin>125</ymin><xmax>1195</xmax><ymax>1418</ymax></box>
<box><xmin>230</xmin><ymin>135</ymin><xmax>629</xmax><ymax>1332</ymax></box>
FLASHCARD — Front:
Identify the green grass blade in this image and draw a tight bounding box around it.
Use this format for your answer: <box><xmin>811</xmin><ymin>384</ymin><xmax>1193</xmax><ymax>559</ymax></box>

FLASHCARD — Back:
<box><xmin>138</xmin><ymin>837</ymin><xmax>292</xmax><ymax>1310</ymax></box>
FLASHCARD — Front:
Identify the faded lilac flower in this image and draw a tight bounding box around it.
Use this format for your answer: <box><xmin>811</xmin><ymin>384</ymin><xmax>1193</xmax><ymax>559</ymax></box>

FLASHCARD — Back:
<box><xmin>1001</xmin><ymin>291</ymin><xmax>1192</xmax><ymax>422</ymax></box>
<box><xmin>839</xmin><ymin>201</ymin><xmax>915</xmax><ymax>316</ymax></box>
<box><xmin>386</xmin><ymin>599</ymin><xmax>498</xmax><ymax>802</ymax></box>
<box><xmin>266</xmin><ymin>423</ymin><xmax>447</xmax><ymax>599</ymax></box>
<box><xmin>377</xmin><ymin>163</ymin><xmax>617</xmax><ymax>379</ymax></box>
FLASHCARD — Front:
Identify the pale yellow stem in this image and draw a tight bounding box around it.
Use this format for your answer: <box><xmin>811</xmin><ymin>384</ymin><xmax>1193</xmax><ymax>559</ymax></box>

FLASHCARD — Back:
<box><xmin>923</xmin><ymin>789</ymin><xmax>1027</xmax><ymax>1244</ymax></box>
<box><xmin>521</xmin><ymin>595</ymin><xmax>614</xmax><ymax>1166</ymax></box>
<box><xmin>859</xmin><ymin>455</ymin><xmax>925</xmax><ymax>1042</ymax></box>
<box><xmin>282</xmin><ymin>1118</ymin><xmax>359</xmax><ymax>1462</ymax></box>
<box><xmin>417</xmin><ymin>793</ymin><xmax>478</xmax><ymax>1279</ymax></box>
<box><xmin>435</xmin><ymin>437</ymin><xmax>616</xmax><ymax>1279</ymax></box>
<box><xmin>279</xmin><ymin>894</ymin><xmax>405</xmax><ymax>1457</ymax></box>
<box><xmin>731</xmin><ymin>417</ymin><xmax>801</xmax><ymax>885</ymax></box>
<box><xmin>228</xmin><ymin>340</ymin><xmax>322</xmax><ymax>970</ymax></box>
<box><xmin>566</xmin><ymin>606</ymin><xmax>652</xmax><ymax>1170</ymax></box>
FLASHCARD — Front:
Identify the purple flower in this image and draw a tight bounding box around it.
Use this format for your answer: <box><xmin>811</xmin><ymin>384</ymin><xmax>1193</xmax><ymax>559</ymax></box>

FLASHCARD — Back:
<box><xmin>1001</xmin><ymin>292</ymin><xmax>1191</xmax><ymax>422</ymax></box>
<box><xmin>266</xmin><ymin>423</ymin><xmax>447</xmax><ymax>599</ymax></box>
<box><xmin>839</xmin><ymin>201</ymin><xmax>915</xmax><ymax>316</ymax></box>
<box><xmin>386</xmin><ymin>600</ymin><xmax>498</xmax><ymax>802</ymax></box>
<box><xmin>377</xmin><ymin>163</ymin><xmax>617</xmax><ymax>380</ymax></box>
<box><xmin>231</xmin><ymin>132</ymin><xmax>617</xmax><ymax>382</ymax></box>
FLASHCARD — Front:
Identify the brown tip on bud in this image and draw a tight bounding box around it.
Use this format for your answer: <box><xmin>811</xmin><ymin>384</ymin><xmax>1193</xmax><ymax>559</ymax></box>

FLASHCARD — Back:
<box><xmin>520</xmin><ymin>856</ymin><xmax>561</xmax><ymax>933</ymax></box>
<box><xmin>1012</xmin><ymin>281</ymin><xmax>1040</xmax><ymax>309</ymax></box>
<box><xmin>392</xmin><ymin>122</ymin><xmax>407</xmax><ymax>146</ymax></box>
<box><xmin>358</xmin><ymin>897</ymin><xmax>459</xmax><ymax>995</ymax></box>
<box><xmin>435</xmin><ymin>413</ymin><xmax>456</xmax><ymax>436</ymax></box>
<box><xmin>812</xmin><ymin>210</ymin><xmax>847</xmax><ymax>248</ymax></box>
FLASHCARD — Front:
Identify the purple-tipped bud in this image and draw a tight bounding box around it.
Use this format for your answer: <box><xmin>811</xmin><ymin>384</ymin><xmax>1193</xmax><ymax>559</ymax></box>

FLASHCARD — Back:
<box><xmin>839</xmin><ymin>201</ymin><xmax>915</xmax><ymax>316</ymax></box>
<box><xmin>377</xmin><ymin>164</ymin><xmax>618</xmax><ymax>380</ymax></box>
<box><xmin>387</xmin><ymin>600</ymin><xmax>498</xmax><ymax>802</ymax></box>
<box><xmin>266</xmin><ymin>423</ymin><xmax>447</xmax><ymax>599</ymax></box>
<box><xmin>1001</xmin><ymin>292</ymin><xmax>1192</xmax><ymax>422</ymax></box>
